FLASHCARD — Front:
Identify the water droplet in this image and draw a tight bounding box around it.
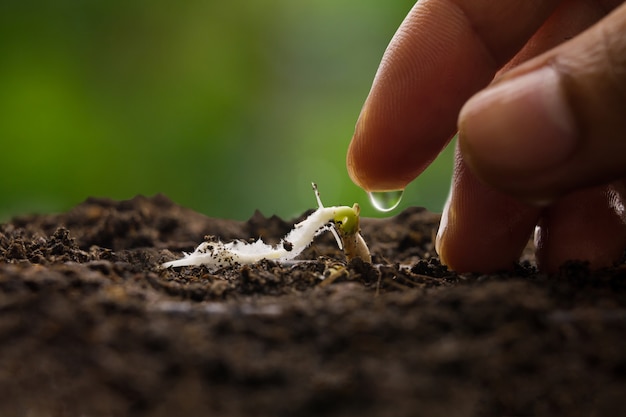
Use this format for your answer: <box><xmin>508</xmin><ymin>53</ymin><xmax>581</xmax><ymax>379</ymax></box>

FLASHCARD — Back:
<box><xmin>368</xmin><ymin>190</ymin><xmax>404</xmax><ymax>212</ymax></box>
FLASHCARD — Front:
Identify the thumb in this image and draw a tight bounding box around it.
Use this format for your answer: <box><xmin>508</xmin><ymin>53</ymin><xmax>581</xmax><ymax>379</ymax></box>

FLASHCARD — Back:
<box><xmin>458</xmin><ymin>3</ymin><xmax>626</xmax><ymax>204</ymax></box>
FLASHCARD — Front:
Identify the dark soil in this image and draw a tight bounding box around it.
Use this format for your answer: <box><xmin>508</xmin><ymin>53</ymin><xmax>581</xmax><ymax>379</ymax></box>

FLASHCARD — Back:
<box><xmin>1</xmin><ymin>195</ymin><xmax>625</xmax><ymax>417</ymax></box>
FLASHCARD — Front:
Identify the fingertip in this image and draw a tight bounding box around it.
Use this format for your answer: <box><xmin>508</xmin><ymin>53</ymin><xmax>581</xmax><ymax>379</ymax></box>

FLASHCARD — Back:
<box><xmin>458</xmin><ymin>66</ymin><xmax>578</xmax><ymax>201</ymax></box>
<box><xmin>346</xmin><ymin>115</ymin><xmax>419</xmax><ymax>192</ymax></box>
<box><xmin>346</xmin><ymin>136</ymin><xmax>368</xmax><ymax>191</ymax></box>
<box><xmin>534</xmin><ymin>185</ymin><xmax>626</xmax><ymax>273</ymax></box>
<box><xmin>435</xmin><ymin>151</ymin><xmax>541</xmax><ymax>273</ymax></box>
<box><xmin>434</xmin><ymin>202</ymin><xmax>447</xmax><ymax>263</ymax></box>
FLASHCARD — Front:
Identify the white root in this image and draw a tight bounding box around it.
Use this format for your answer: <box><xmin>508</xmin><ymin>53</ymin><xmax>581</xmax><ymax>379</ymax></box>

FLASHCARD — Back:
<box><xmin>162</xmin><ymin>184</ymin><xmax>371</xmax><ymax>270</ymax></box>
<box><xmin>163</xmin><ymin>207</ymin><xmax>339</xmax><ymax>269</ymax></box>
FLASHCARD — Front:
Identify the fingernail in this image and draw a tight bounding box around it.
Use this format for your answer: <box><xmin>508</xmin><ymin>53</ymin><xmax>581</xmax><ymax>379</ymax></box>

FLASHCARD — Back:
<box><xmin>458</xmin><ymin>66</ymin><xmax>577</xmax><ymax>183</ymax></box>
<box><xmin>435</xmin><ymin>196</ymin><xmax>451</xmax><ymax>265</ymax></box>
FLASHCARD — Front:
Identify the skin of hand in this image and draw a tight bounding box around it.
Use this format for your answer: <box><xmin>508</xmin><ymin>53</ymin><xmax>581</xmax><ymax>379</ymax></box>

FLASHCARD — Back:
<box><xmin>346</xmin><ymin>0</ymin><xmax>626</xmax><ymax>272</ymax></box>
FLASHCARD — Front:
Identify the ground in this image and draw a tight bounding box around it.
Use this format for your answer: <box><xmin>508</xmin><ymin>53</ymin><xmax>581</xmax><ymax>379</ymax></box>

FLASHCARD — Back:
<box><xmin>1</xmin><ymin>195</ymin><xmax>625</xmax><ymax>417</ymax></box>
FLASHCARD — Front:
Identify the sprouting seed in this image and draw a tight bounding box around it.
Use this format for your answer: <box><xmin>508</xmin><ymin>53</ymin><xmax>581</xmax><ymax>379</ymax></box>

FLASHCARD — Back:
<box><xmin>162</xmin><ymin>183</ymin><xmax>371</xmax><ymax>270</ymax></box>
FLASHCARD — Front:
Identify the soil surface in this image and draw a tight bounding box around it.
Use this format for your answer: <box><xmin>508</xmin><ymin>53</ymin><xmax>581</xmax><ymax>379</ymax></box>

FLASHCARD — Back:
<box><xmin>1</xmin><ymin>195</ymin><xmax>625</xmax><ymax>417</ymax></box>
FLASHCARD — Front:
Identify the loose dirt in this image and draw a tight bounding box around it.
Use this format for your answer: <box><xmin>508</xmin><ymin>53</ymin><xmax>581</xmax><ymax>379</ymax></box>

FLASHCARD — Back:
<box><xmin>1</xmin><ymin>195</ymin><xmax>625</xmax><ymax>416</ymax></box>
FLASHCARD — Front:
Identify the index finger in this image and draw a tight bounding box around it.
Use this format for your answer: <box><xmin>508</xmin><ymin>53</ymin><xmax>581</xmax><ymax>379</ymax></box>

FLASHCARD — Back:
<box><xmin>346</xmin><ymin>0</ymin><xmax>560</xmax><ymax>192</ymax></box>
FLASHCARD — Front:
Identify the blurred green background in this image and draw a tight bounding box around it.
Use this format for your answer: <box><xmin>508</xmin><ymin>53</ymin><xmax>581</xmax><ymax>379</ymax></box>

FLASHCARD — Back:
<box><xmin>0</xmin><ymin>0</ymin><xmax>454</xmax><ymax>222</ymax></box>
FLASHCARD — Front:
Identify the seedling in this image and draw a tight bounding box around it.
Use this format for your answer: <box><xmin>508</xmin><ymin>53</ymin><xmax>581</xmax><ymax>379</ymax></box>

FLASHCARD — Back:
<box><xmin>162</xmin><ymin>183</ymin><xmax>371</xmax><ymax>270</ymax></box>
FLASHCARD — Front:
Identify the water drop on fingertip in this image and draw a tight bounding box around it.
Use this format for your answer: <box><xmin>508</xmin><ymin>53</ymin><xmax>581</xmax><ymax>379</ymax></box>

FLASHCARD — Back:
<box><xmin>368</xmin><ymin>190</ymin><xmax>404</xmax><ymax>212</ymax></box>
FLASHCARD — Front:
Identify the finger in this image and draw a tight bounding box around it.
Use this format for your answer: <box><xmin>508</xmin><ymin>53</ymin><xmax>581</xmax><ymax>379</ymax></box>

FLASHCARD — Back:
<box><xmin>459</xmin><ymin>2</ymin><xmax>626</xmax><ymax>204</ymax></box>
<box><xmin>535</xmin><ymin>183</ymin><xmax>626</xmax><ymax>272</ymax></box>
<box><xmin>435</xmin><ymin>145</ymin><xmax>541</xmax><ymax>273</ymax></box>
<box><xmin>438</xmin><ymin>0</ymin><xmax>615</xmax><ymax>273</ymax></box>
<box><xmin>496</xmin><ymin>0</ymin><xmax>614</xmax><ymax>72</ymax></box>
<box><xmin>346</xmin><ymin>0</ymin><xmax>560</xmax><ymax>192</ymax></box>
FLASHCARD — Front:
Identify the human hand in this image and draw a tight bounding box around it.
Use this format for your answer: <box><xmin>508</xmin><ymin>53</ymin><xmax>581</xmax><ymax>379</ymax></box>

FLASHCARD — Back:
<box><xmin>346</xmin><ymin>0</ymin><xmax>626</xmax><ymax>272</ymax></box>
